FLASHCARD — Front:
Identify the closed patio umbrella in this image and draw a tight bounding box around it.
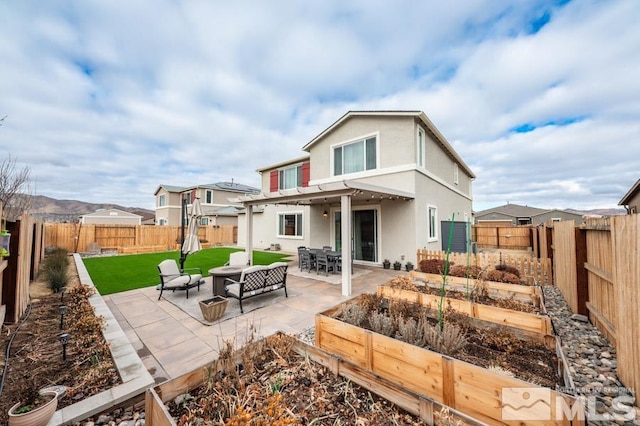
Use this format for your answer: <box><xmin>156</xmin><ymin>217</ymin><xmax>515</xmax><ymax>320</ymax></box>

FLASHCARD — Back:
<box><xmin>180</xmin><ymin>198</ymin><xmax>203</xmax><ymax>269</ymax></box>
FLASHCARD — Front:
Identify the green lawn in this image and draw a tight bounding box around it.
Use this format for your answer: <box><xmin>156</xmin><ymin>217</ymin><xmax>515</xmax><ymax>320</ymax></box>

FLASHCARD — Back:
<box><xmin>81</xmin><ymin>247</ymin><xmax>291</xmax><ymax>295</ymax></box>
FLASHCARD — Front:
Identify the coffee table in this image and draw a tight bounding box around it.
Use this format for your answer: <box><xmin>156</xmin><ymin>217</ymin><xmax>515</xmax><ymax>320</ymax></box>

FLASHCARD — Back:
<box><xmin>208</xmin><ymin>265</ymin><xmax>246</xmax><ymax>296</ymax></box>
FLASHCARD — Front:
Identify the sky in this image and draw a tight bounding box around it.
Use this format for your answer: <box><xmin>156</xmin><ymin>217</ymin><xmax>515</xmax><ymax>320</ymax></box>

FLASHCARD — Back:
<box><xmin>1</xmin><ymin>0</ymin><xmax>639</xmax><ymax>212</ymax></box>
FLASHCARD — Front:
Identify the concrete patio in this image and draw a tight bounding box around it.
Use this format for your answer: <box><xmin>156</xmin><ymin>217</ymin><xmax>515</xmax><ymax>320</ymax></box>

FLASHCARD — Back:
<box><xmin>103</xmin><ymin>263</ymin><xmax>404</xmax><ymax>383</ymax></box>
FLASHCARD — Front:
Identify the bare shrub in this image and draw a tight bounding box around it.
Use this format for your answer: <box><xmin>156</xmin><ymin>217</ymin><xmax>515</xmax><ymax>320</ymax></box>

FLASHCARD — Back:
<box><xmin>395</xmin><ymin>316</ymin><xmax>425</xmax><ymax>346</ymax></box>
<box><xmin>388</xmin><ymin>298</ymin><xmax>427</xmax><ymax>320</ymax></box>
<box><xmin>449</xmin><ymin>264</ymin><xmax>483</xmax><ymax>279</ymax></box>
<box><xmin>386</xmin><ymin>275</ymin><xmax>418</xmax><ymax>291</ymax></box>
<box><xmin>484</xmin><ymin>269</ymin><xmax>521</xmax><ymax>284</ymax></box>
<box><xmin>369</xmin><ymin>311</ymin><xmax>395</xmax><ymax>336</ymax></box>
<box><xmin>418</xmin><ymin>258</ymin><xmax>453</xmax><ymax>274</ymax></box>
<box><xmin>495</xmin><ymin>263</ymin><xmax>521</xmax><ymax>277</ymax></box>
<box><xmin>423</xmin><ymin>323</ymin><xmax>467</xmax><ymax>356</ymax></box>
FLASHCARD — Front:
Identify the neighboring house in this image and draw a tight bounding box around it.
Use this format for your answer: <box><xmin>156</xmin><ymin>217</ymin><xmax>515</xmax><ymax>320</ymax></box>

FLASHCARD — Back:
<box><xmin>474</xmin><ymin>203</ymin><xmax>584</xmax><ymax>225</ymax></box>
<box><xmin>154</xmin><ymin>181</ymin><xmax>259</xmax><ymax>226</ymax></box>
<box><xmin>234</xmin><ymin>110</ymin><xmax>475</xmax><ymax>289</ymax></box>
<box><xmin>618</xmin><ymin>178</ymin><xmax>640</xmax><ymax>214</ymax></box>
<box><xmin>80</xmin><ymin>208</ymin><xmax>142</xmax><ymax>225</ymax></box>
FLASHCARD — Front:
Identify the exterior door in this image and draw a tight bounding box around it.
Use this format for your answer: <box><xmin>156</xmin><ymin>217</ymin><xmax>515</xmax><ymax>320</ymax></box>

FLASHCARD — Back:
<box><xmin>333</xmin><ymin>209</ymin><xmax>378</xmax><ymax>262</ymax></box>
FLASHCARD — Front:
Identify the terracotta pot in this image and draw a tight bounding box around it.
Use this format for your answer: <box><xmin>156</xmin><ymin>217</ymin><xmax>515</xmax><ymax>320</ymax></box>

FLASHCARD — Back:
<box><xmin>8</xmin><ymin>391</ymin><xmax>58</xmax><ymax>426</ymax></box>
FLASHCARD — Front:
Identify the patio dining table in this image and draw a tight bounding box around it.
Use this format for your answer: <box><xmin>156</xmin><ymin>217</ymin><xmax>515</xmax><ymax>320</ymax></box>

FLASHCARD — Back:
<box><xmin>309</xmin><ymin>248</ymin><xmax>342</xmax><ymax>273</ymax></box>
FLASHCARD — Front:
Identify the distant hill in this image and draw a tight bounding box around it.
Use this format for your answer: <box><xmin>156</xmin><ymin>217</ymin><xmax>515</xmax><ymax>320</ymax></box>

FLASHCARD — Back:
<box><xmin>29</xmin><ymin>195</ymin><xmax>154</xmax><ymax>222</ymax></box>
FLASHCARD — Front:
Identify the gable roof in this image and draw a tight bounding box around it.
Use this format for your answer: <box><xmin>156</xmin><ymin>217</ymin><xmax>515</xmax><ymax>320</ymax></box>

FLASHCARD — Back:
<box><xmin>618</xmin><ymin>178</ymin><xmax>640</xmax><ymax>205</ymax></box>
<box><xmin>81</xmin><ymin>208</ymin><xmax>142</xmax><ymax>218</ymax></box>
<box><xmin>475</xmin><ymin>203</ymin><xmax>552</xmax><ymax>218</ymax></box>
<box><xmin>154</xmin><ymin>182</ymin><xmax>259</xmax><ymax>196</ymax></box>
<box><xmin>256</xmin><ymin>155</ymin><xmax>310</xmax><ymax>173</ymax></box>
<box><xmin>301</xmin><ymin>110</ymin><xmax>475</xmax><ymax>179</ymax></box>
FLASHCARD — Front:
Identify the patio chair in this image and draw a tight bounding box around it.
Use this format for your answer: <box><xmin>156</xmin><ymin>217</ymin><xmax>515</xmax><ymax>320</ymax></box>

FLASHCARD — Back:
<box><xmin>299</xmin><ymin>248</ymin><xmax>315</xmax><ymax>272</ymax></box>
<box><xmin>322</xmin><ymin>245</ymin><xmax>332</xmax><ymax>251</ymax></box>
<box><xmin>316</xmin><ymin>251</ymin><xmax>335</xmax><ymax>276</ymax></box>
<box><xmin>157</xmin><ymin>259</ymin><xmax>204</xmax><ymax>300</ymax></box>
<box><xmin>225</xmin><ymin>251</ymin><xmax>249</xmax><ymax>266</ymax></box>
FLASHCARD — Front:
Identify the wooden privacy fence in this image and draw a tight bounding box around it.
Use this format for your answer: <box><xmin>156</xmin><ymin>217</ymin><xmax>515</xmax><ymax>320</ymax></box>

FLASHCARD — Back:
<box><xmin>552</xmin><ymin>216</ymin><xmax>640</xmax><ymax>399</ymax></box>
<box><xmin>472</xmin><ymin>225</ymin><xmax>533</xmax><ymax>250</ymax></box>
<box><xmin>44</xmin><ymin>223</ymin><xmax>237</xmax><ymax>254</ymax></box>
<box><xmin>417</xmin><ymin>249</ymin><xmax>552</xmax><ymax>285</ymax></box>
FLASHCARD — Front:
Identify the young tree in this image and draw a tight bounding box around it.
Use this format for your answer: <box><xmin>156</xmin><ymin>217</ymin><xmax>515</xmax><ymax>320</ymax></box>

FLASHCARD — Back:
<box><xmin>0</xmin><ymin>155</ymin><xmax>32</xmax><ymax>221</ymax></box>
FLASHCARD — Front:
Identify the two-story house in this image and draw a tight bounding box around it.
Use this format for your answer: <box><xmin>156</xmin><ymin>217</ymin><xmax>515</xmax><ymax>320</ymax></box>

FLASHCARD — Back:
<box><xmin>234</xmin><ymin>111</ymin><xmax>475</xmax><ymax>294</ymax></box>
<box><xmin>154</xmin><ymin>181</ymin><xmax>260</xmax><ymax>226</ymax></box>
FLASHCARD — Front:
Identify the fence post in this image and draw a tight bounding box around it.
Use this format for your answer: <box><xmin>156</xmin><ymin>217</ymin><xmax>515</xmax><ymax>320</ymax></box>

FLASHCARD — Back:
<box><xmin>575</xmin><ymin>227</ymin><xmax>588</xmax><ymax>316</ymax></box>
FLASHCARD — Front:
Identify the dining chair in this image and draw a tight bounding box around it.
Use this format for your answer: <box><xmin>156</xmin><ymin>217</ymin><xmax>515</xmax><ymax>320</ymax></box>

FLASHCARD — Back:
<box><xmin>315</xmin><ymin>251</ymin><xmax>335</xmax><ymax>276</ymax></box>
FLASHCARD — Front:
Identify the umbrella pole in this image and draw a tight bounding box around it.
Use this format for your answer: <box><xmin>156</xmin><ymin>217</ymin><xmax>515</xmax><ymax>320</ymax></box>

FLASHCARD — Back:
<box><xmin>180</xmin><ymin>198</ymin><xmax>186</xmax><ymax>270</ymax></box>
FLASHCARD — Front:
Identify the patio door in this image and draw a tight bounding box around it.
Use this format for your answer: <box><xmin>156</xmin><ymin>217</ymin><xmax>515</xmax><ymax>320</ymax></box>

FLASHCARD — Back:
<box><xmin>333</xmin><ymin>208</ymin><xmax>378</xmax><ymax>263</ymax></box>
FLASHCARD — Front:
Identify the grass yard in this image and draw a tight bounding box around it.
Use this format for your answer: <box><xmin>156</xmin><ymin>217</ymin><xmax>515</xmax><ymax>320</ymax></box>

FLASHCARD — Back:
<box><xmin>81</xmin><ymin>247</ymin><xmax>291</xmax><ymax>295</ymax></box>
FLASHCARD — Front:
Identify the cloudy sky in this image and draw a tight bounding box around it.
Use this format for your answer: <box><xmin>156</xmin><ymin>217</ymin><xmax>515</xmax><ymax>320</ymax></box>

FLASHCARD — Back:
<box><xmin>1</xmin><ymin>0</ymin><xmax>638</xmax><ymax>212</ymax></box>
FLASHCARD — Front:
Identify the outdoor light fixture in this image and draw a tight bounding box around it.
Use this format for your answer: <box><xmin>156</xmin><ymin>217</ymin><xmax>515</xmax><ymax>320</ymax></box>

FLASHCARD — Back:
<box><xmin>58</xmin><ymin>333</ymin><xmax>71</xmax><ymax>361</ymax></box>
<box><xmin>322</xmin><ymin>210</ymin><xmax>328</xmax><ymax>218</ymax></box>
<box><xmin>59</xmin><ymin>305</ymin><xmax>67</xmax><ymax>329</ymax></box>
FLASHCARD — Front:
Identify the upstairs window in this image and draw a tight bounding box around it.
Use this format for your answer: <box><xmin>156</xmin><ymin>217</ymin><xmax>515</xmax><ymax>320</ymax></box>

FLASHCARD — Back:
<box><xmin>334</xmin><ymin>136</ymin><xmax>377</xmax><ymax>176</ymax></box>
<box><xmin>182</xmin><ymin>192</ymin><xmax>192</xmax><ymax>204</ymax></box>
<box><xmin>417</xmin><ymin>128</ymin><xmax>425</xmax><ymax>168</ymax></box>
<box><xmin>205</xmin><ymin>190</ymin><xmax>213</xmax><ymax>204</ymax></box>
<box><xmin>279</xmin><ymin>164</ymin><xmax>302</xmax><ymax>190</ymax></box>
<box><xmin>158</xmin><ymin>194</ymin><xmax>166</xmax><ymax>207</ymax></box>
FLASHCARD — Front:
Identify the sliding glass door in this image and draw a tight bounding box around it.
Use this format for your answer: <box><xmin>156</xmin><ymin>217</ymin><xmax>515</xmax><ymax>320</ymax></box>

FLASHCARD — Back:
<box><xmin>333</xmin><ymin>208</ymin><xmax>378</xmax><ymax>262</ymax></box>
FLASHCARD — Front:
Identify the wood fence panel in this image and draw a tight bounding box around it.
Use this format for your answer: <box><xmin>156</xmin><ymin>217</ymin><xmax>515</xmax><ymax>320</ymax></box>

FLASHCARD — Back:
<box><xmin>473</xmin><ymin>225</ymin><xmax>531</xmax><ymax>250</ymax></box>
<box><xmin>416</xmin><ymin>249</ymin><xmax>552</xmax><ymax>285</ymax></box>
<box><xmin>552</xmin><ymin>221</ymin><xmax>582</xmax><ymax>314</ymax></box>
<box><xmin>611</xmin><ymin>215</ymin><xmax>640</xmax><ymax>395</ymax></box>
<box><xmin>43</xmin><ymin>223</ymin><xmax>238</xmax><ymax>253</ymax></box>
<box><xmin>584</xmin><ymin>224</ymin><xmax>616</xmax><ymax>345</ymax></box>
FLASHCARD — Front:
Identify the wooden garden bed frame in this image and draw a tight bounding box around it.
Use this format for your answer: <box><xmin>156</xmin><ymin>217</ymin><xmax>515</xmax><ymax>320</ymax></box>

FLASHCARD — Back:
<box><xmin>410</xmin><ymin>271</ymin><xmax>543</xmax><ymax>307</ymax></box>
<box><xmin>378</xmin><ymin>284</ymin><xmax>552</xmax><ymax>335</ymax></box>
<box><xmin>315</xmin><ymin>305</ymin><xmax>584</xmax><ymax>425</ymax></box>
<box><xmin>143</xmin><ymin>335</ymin><xmax>483</xmax><ymax>426</ymax></box>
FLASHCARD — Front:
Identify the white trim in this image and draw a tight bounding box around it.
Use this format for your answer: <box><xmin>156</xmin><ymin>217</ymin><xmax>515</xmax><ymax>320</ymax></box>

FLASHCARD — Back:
<box><xmin>310</xmin><ymin>164</ymin><xmax>472</xmax><ymax>201</ymax></box>
<box><xmin>454</xmin><ymin>163</ymin><xmax>459</xmax><ymax>185</ymax></box>
<box><xmin>330</xmin><ymin>131</ymin><xmax>380</xmax><ymax>177</ymax></box>
<box><xmin>428</xmin><ymin>204</ymin><xmax>438</xmax><ymax>242</ymax></box>
<box><xmin>276</xmin><ymin>211</ymin><xmax>304</xmax><ymax>239</ymax></box>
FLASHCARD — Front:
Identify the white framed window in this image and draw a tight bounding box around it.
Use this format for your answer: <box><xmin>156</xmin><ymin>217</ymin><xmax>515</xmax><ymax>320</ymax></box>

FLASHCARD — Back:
<box><xmin>200</xmin><ymin>217</ymin><xmax>209</xmax><ymax>226</ymax></box>
<box><xmin>417</xmin><ymin>128</ymin><xmax>425</xmax><ymax>168</ymax></box>
<box><xmin>183</xmin><ymin>192</ymin><xmax>192</xmax><ymax>204</ymax></box>
<box><xmin>454</xmin><ymin>163</ymin><xmax>459</xmax><ymax>185</ymax></box>
<box><xmin>277</xmin><ymin>212</ymin><xmax>303</xmax><ymax>238</ymax></box>
<box><xmin>158</xmin><ymin>194</ymin><xmax>166</xmax><ymax>207</ymax></box>
<box><xmin>428</xmin><ymin>205</ymin><xmax>438</xmax><ymax>242</ymax></box>
<box><xmin>333</xmin><ymin>135</ymin><xmax>377</xmax><ymax>176</ymax></box>
<box><xmin>205</xmin><ymin>190</ymin><xmax>213</xmax><ymax>204</ymax></box>
<box><xmin>158</xmin><ymin>218</ymin><xmax>167</xmax><ymax>225</ymax></box>
<box><xmin>279</xmin><ymin>164</ymin><xmax>303</xmax><ymax>190</ymax></box>
<box><xmin>551</xmin><ymin>218</ymin><xmax>562</xmax><ymax>223</ymax></box>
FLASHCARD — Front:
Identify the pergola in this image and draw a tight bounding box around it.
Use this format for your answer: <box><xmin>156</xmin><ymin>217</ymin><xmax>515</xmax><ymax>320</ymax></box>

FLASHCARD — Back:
<box><xmin>233</xmin><ymin>180</ymin><xmax>414</xmax><ymax>296</ymax></box>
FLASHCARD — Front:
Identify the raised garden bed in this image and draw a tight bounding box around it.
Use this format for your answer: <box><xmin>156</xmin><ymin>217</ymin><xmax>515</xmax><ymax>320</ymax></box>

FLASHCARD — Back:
<box><xmin>379</xmin><ymin>278</ymin><xmax>552</xmax><ymax>335</ymax></box>
<box><xmin>315</xmin><ymin>294</ymin><xmax>584</xmax><ymax>425</ymax></box>
<box><xmin>144</xmin><ymin>333</ymin><xmax>482</xmax><ymax>425</ymax></box>
<box><xmin>410</xmin><ymin>271</ymin><xmax>543</xmax><ymax>306</ymax></box>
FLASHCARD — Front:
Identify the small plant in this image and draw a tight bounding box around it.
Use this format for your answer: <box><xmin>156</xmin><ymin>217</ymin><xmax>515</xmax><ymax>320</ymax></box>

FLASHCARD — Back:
<box><xmin>393</xmin><ymin>260</ymin><xmax>402</xmax><ymax>270</ymax></box>
<box><xmin>495</xmin><ymin>263</ymin><xmax>521</xmax><ymax>277</ymax></box>
<box><xmin>418</xmin><ymin>258</ymin><xmax>453</xmax><ymax>274</ymax></box>
<box><xmin>40</xmin><ymin>247</ymin><xmax>69</xmax><ymax>292</ymax></box>
<box><xmin>339</xmin><ymin>303</ymin><xmax>367</xmax><ymax>327</ymax></box>
<box><xmin>405</xmin><ymin>261</ymin><xmax>414</xmax><ymax>271</ymax></box>
<box><xmin>395</xmin><ymin>316</ymin><xmax>425</xmax><ymax>346</ymax></box>
<box><xmin>369</xmin><ymin>311</ymin><xmax>395</xmax><ymax>336</ymax></box>
<box><xmin>423</xmin><ymin>322</ymin><xmax>467</xmax><ymax>356</ymax></box>
<box><xmin>382</xmin><ymin>259</ymin><xmax>391</xmax><ymax>269</ymax></box>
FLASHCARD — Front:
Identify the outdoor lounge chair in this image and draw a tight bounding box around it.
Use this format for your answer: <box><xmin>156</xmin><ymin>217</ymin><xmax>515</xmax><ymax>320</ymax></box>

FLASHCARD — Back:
<box><xmin>157</xmin><ymin>259</ymin><xmax>204</xmax><ymax>300</ymax></box>
<box><xmin>225</xmin><ymin>251</ymin><xmax>249</xmax><ymax>266</ymax></box>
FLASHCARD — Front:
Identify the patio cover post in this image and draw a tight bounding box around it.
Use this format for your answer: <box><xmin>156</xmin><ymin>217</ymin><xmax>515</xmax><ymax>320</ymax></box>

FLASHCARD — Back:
<box><xmin>245</xmin><ymin>206</ymin><xmax>253</xmax><ymax>265</ymax></box>
<box><xmin>341</xmin><ymin>194</ymin><xmax>352</xmax><ymax>296</ymax></box>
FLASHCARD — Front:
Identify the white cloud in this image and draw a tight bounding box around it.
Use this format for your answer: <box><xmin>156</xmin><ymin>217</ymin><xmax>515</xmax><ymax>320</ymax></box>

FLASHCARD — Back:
<box><xmin>0</xmin><ymin>0</ymin><xmax>638</xmax><ymax>212</ymax></box>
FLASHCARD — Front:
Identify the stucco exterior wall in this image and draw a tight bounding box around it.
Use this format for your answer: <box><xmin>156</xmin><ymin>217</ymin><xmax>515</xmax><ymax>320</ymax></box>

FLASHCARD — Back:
<box><xmin>238</xmin><ymin>205</ymin><xmax>311</xmax><ymax>253</ymax></box>
<box><xmin>535</xmin><ymin>211</ymin><xmax>584</xmax><ymax>225</ymax></box>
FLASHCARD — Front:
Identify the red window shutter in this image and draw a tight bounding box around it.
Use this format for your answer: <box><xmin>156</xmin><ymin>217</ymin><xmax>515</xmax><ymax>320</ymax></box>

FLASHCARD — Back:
<box><xmin>301</xmin><ymin>162</ymin><xmax>310</xmax><ymax>187</ymax></box>
<box><xmin>191</xmin><ymin>190</ymin><xmax>196</xmax><ymax>201</ymax></box>
<box><xmin>270</xmin><ymin>170</ymin><xmax>279</xmax><ymax>192</ymax></box>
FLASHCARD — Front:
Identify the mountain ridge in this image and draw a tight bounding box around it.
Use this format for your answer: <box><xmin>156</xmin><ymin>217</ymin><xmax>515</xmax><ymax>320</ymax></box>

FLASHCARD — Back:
<box><xmin>30</xmin><ymin>195</ymin><xmax>154</xmax><ymax>222</ymax></box>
